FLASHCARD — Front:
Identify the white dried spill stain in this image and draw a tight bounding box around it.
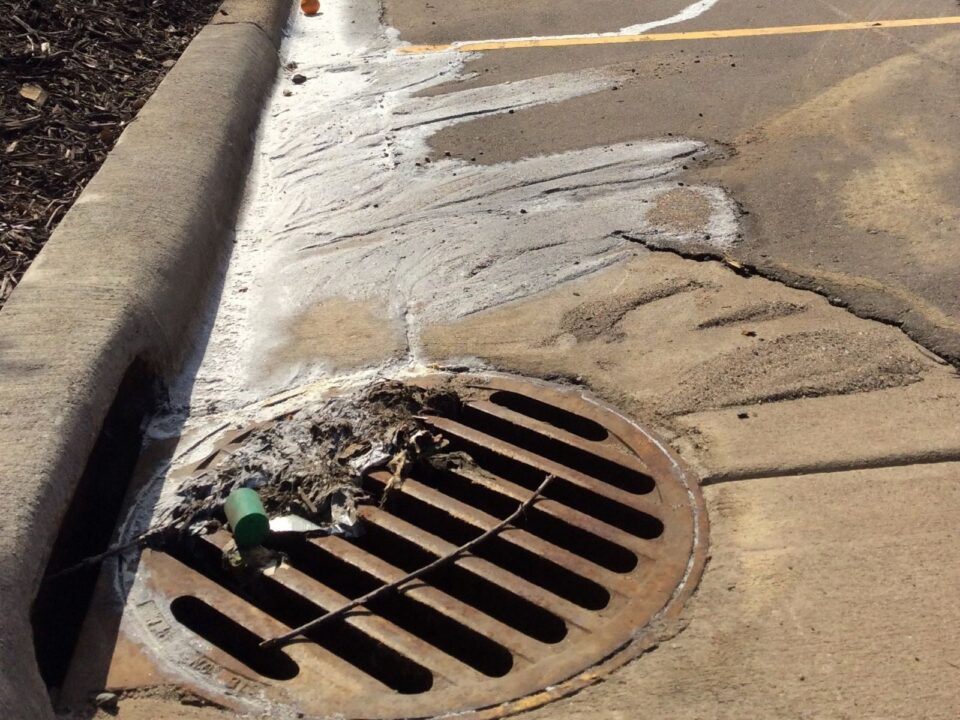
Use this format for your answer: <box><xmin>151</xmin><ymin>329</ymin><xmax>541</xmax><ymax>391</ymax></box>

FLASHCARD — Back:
<box><xmin>174</xmin><ymin>0</ymin><xmax>737</xmax><ymax>417</ymax></box>
<box><xmin>426</xmin><ymin>0</ymin><xmax>724</xmax><ymax>48</ymax></box>
<box><xmin>620</xmin><ymin>0</ymin><xmax>722</xmax><ymax>34</ymax></box>
<box><xmin>127</xmin><ymin>4</ymin><xmax>736</xmax><ymax>699</ymax></box>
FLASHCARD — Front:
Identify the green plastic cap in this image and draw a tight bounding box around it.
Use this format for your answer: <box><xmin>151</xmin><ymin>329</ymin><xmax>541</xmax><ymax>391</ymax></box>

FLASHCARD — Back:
<box><xmin>224</xmin><ymin>488</ymin><xmax>269</xmax><ymax>547</ymax></box>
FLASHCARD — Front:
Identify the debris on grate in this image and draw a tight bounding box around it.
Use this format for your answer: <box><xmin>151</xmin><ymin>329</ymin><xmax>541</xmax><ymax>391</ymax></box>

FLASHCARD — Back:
<box><xmin>156</xmin><ymin>381</ymin><xmax>465</xmax><ymax>547</ymax></box>
<box><xmin>62</xmin><ymin>374</ymin><xmax>708</xmax><ymax>720</ymax></box>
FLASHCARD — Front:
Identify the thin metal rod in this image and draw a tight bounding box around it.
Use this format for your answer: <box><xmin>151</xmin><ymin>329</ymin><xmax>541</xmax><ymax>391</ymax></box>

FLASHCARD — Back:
<box><xmin>260</xmin><ymin>474</ymin><xmax>554</xmax><ymax>649</ymax></box>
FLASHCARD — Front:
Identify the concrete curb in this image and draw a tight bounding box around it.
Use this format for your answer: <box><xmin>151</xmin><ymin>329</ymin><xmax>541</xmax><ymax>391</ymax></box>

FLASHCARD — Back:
<box><xmin>0</xmin><ymin>1</ymin><xmax>290</xmax><ymax>716</ymax></box>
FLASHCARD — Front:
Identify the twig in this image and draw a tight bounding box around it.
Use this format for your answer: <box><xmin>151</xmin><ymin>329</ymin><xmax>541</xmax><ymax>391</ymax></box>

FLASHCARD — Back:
<box><xmin>260</xmin><ymin>474</ymin><xmax>555</xmax><ymax>649</ymax></box>
<box><xmin>42</xmin><ymin>527</ymin><xmax>167</xmax><ymax>583</ymax></box>
<box><xmin>11</xmin><ymin>15</ymin><xmax>37</xmax><ymax>36</ymax></box>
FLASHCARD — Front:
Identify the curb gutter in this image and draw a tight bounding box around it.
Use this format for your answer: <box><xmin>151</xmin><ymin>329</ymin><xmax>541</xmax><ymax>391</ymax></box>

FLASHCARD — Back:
<box><xmin>0</xmin><ymin>1</ymin><xmax>291</xmax><ymax>716</ymax></box>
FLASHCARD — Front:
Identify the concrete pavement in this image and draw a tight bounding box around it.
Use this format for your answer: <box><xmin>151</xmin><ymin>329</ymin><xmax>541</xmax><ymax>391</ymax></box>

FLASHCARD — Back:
<box><xmin>44</xmin><ymin>0</ymin><xmax>960</xmax><ymax>717</ymax></box>
<box><xmin>403</xmin><ymin>3</ymin><xmax>960</xmax><ymax>717</ymax></box>
<box><xmin>519</xmin><ymin>462</ymin><xmax>960</xmax><ymax>720</ymax></box>
<box><xmin>419</xmin><ymin>0</ymin><xmax>960</xmax><ymax>363</ymax></box>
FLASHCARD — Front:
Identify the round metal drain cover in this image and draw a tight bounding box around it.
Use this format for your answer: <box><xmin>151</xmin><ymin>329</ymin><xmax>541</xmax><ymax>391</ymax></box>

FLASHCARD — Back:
<box><xmin>123</xmin><ymin>374</ymin><xmax>707</xmax><ymax>718</ymax></box>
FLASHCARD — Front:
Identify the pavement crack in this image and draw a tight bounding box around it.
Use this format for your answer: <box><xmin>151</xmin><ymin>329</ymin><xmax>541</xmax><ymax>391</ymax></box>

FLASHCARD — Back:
<box><xmin>391</xmin><ymin>104</ymin><xmax>523</xmax><ymax>131</ymax></box>
<box><xmin>541</xmin><ymin>170</ymin><xmax>675</xmax><ymax>196</ymax></box>
<box><xmin>214</xmin><ymin>21</ymin><xmax>282</xmax><ymax>52</ymax></box>
<box><xmin>618</xmin><ymin>232</ymin><xmax>960</xmax><ymax>369</ymax></box>
<box><xmin>702</xmin><ymin>453</ymin><xmax>960</xmax><ymax>485</ymax></box>
<box><xmin>695</xmin><ymin>300</ymin><xmax>807</xmax><ymax>329</ymax></box>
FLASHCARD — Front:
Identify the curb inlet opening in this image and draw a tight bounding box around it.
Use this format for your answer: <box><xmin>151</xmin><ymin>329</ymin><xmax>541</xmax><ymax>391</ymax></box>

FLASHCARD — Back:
<box><xmin>32</xmin><ymin>360</ymin><xmax>157</xmax><ymax>695</ymax></box>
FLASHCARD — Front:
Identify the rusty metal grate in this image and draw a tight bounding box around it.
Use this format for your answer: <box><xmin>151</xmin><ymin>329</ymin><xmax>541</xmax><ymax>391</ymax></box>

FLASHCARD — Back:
<box><xmin>93</xmin><ymin>375</ymin><xmax>707</xmax><ymax>718</ymax></box>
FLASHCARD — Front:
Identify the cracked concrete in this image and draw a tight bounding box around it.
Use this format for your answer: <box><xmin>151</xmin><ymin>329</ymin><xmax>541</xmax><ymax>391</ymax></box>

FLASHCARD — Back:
<box><xmin>174</xmin><ymin>0</ymin><xmax>739</xmax><ymax>418</ymax></box>
<box><xmin>421</xmin><ymin>252</ymin><xmax>960</xmax><ymax>480</ymax></box>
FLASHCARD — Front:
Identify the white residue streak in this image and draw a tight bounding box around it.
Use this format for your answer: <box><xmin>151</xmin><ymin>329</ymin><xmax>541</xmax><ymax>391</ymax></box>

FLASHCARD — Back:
<box><xmin>622</xmin><ymin>0</ymin><xmax>722</xmax><ymax>34</ymax></box>
<box><xmin>443</xmin><ymin>0</ymin><xmax>724</xmax><ymax>45</ymax></box>
<box><xmin>173</xmin><ymin>0</ymin><xmax>736</xmax><ymax>419</ymax></box>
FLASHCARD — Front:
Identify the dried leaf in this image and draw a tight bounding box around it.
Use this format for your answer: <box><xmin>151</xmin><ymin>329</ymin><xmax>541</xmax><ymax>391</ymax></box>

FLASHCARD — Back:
<box><xmin>19</xmin><ymin>83</ymin><xmax>48</xmax><ymax>106</ymax></box>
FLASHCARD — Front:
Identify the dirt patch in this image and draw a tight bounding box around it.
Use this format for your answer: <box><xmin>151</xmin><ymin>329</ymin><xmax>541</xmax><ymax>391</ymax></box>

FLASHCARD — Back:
<box><xmin>62</xmin><ymin>689</ymin><xmax>230</xmax><ymax>720</ymax></box>
<box><xmin>646</xmin><ymin>188</ymin><xmax>712</xmax><ymax>235</ymax></box>
<box><xmin>556</xmin><ymin>279</ymin><xmax>703</xmax><ymax>343</ymax></box>
<box><xmin>0</xmin><ymin>0</ymin><xmax>223</xmax><ymax>308</ymax></box>
<box><xmin>664</xmin><ymin>329</ymin><xmax>926</xmax><ymax>415</ymax></box>
<box><xmin>696</xmin><ymin>300</ymin><xmax>807</xmax><ymax>329</ymax></box>
<box><xmin>266</xmin><ymin>297</ymin><xmax>407</xmax><ymax>376</ymax></box>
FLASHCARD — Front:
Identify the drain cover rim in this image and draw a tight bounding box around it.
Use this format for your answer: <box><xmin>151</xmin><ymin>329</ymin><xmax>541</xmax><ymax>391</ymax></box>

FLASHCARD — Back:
<box><xmin>116</xmin><ymin>373</ymin><xmax>708</xmax><ymax>718</ymax></box>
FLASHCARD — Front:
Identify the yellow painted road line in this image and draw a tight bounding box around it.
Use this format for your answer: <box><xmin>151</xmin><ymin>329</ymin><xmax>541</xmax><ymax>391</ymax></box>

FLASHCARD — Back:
<box><xmin>397</xmin><ymin>16</ymin><xmax>960</xmax><ymax>54</ymax></box>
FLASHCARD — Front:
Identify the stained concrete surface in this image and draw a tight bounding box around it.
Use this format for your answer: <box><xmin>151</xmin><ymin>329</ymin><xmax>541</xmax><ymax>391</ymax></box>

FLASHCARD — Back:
<box><xmin>175</xmin><ymin>0</ymin><xmax>741</xmax><ymax>416</ymax></box>
<box><xmin>423</xmin><ymin>0</ymin><xmax>960</xmax><ymax>362</ymax></box>
<box><xmin>385</xmin><ymin>0</ymin><xmax>698</xmax><ymax>42</ymax></box>
<box><xmin>62</xmin><ymin>0</ymin><xmax>960</xmax><ymax>717</ymax></box>
<box><xmin>517</xmin><ymin>463</ymin><xmax>960</xmax><ymax>720</ymax></box>
<box><xmin>422</xmin><ymin>253</ymin><xmax>960</xmax><ymax>482</ymax></box>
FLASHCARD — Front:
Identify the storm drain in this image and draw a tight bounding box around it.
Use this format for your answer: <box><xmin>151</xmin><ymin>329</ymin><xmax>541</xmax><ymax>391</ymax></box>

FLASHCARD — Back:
<box><xmin>103</xmin><ymin>375</ymin><xmax>707</xmax><ymax>718</ymax></box>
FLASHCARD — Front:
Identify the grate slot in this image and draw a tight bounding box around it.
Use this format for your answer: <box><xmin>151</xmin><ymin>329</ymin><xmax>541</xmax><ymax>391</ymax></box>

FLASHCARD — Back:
<box><xmin>350</xmin><ymin>520</ymin><xmax>568</xmax><ymax>644</ymax></box>
<box><xmin>147</xmin><ymin>549</ymin><xmax>409</xmax><ymax>693</ymax></box>
<box><xmin>414</xmin><ymin>463</ymin><xmax>638</xmax><ymax>572</ymax></box>
<box><xmin>318</xmin><ymin>535</ymin><xmax>555</xmax><ymax>657</ymax></box>
<box><xmin>488</xmin><ymin>390</ymin><xmax>609</xmax><ymax>441</ymax></box>
<box><xmin>257</xmin><ymin>551</ymin><xmax>492</xmax><ymax>684</ymax></box>
<box><xmin>201</xmin><ymin>534</ymin><xmax>495</xmax><ymax>684</ymax></box>
<box><xmin>360</xmin><ymin>507</ymin><xmax>602</xmax><ymax>631</ymax></box>
<box><xmin>467</xmin><ymin>399</ymin><xmax>653</xmax><ymax>479</ymax></box>
<box><xmin>390</xmin><ymin>476</ymin><xmax>633</xmax><ymax>596</ymax></box>
<box><xmin>425</xmin><ymin>415</ymin><xmax>657</xmax><ymax>506</ymax></box>
<box><xmin>449</xmin><ymin>465</ymin><xmax>659</xmax><ymax>558</ymax></box>
<box><xmin>274</xmin><ymin>535</ymin><xmax>515</xmax><ymax>677</ymax></box>
<box><xmin>454</xmin><ymin>404</ymin><xmax>654</xmax><ymax>495</ymax></box>
<box><xmin>169</xmin><ymin>537</ymin><xmax>434</xmax><ymax>693</ymax></box>
<box><xmin>364</xmin><ymin>474</ymin><xmax>612</xmax><ymax>610</ymax></box>
<box><xmin>425</xmin><ymin>419</ymin><xmax>665</xmax><ymax>539</ymax></box>
<box><xmin>170</xmin><ymin>596</ymin><xmax>300</xmax><ymax>681</ymax></box>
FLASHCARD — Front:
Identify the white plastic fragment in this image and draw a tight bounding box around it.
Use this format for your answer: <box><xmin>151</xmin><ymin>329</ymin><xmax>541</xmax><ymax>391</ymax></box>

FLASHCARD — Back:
<box><xmin>269</xmin><ymin>514</ymin><xmax>323</xmax><ymax>533</ymax></box>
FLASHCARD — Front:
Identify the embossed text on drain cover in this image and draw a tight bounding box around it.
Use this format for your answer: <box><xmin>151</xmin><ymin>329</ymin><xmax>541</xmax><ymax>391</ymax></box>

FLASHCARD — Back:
<box><xmin>117</xmin><ymin>375</ymin><xmax>707</xmax><ymax>719</ymax></box>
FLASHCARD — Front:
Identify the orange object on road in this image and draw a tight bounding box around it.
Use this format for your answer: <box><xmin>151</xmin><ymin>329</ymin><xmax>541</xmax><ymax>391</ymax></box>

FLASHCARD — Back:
<box><xmin>301</xmin><ymin>0</ymin><xmax>320</xmax><ymax>15</ymax></box>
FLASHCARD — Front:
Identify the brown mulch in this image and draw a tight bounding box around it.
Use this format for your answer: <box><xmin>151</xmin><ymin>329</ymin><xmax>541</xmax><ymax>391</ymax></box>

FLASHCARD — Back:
<box><xmin>0</xmin><ymin>0</ymin><xmax>224</xmax><ymax>308</ymax></box>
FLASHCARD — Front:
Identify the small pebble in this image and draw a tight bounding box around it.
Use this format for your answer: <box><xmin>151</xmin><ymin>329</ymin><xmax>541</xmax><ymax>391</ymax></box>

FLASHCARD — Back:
<box><xmin>94</xmin><ymin>692</ymin><xmax>118</xmax><ymax>709</ymax></box>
